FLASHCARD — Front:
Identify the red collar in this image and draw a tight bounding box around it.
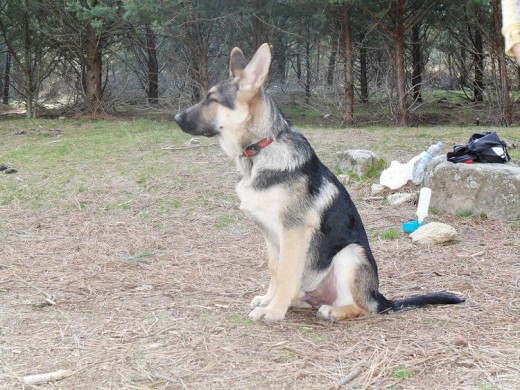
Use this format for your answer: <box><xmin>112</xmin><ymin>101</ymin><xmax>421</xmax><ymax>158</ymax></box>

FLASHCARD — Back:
<box><xmin>241</xmin><ymin>138</ymin><xmax>273</xmax><ymax>157</ymax></box>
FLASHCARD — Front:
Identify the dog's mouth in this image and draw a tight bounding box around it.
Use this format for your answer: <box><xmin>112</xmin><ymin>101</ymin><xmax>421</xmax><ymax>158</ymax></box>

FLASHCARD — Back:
<box><xmin>202</xmin><ymin>131</ymin><xmax>217</xmax><ymax>137</ymax></box>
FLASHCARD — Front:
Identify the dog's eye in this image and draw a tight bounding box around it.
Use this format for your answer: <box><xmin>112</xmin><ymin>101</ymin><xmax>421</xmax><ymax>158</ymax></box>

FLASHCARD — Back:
<box><xmin>206</xmin><ymin>94</ymin><xmax>218</xmax><ymax>104</ymax></box>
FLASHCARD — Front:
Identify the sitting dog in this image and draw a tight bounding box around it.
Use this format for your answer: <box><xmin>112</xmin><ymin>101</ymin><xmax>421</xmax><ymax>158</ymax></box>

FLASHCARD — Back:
<box><xmin>174</xmin><ymin>43</ymin><xmax>463</xmax><ymax>322</ymax></box>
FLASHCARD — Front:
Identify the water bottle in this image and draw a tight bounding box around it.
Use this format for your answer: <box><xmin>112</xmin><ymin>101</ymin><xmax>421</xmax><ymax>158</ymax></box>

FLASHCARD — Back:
<box><xmin>416</xmin><ymin>187</ymin><xmax>432</xmax><ymax>224</ymax></box>
<box><xmin>412</xmin><ymin>141</ymin><xmax>443</xmax><ymax>185</ymax></box>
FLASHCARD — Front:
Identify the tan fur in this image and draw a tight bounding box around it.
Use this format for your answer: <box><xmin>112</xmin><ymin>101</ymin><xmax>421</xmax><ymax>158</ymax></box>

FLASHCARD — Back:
<box><xmin>317</xmin><ymin>304</ymin><xmax>368</xmax><ymax>321</ymax></box>
<box><xmin>249</xmin><ymin>227</ymin><xmax>311</xmax><ymax>321</ymax></box>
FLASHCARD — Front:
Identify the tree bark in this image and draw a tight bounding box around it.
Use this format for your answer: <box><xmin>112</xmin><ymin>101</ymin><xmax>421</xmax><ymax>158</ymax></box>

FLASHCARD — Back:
<box><xmin>394</xmin><ymin>0</ymin><xmax>409</xmax><ymax>126</ymax></box>
<box><xmin>491</xmin><ymin>0</ymin><xmax>512</xmax><ymax>125</ymax></box>
<box><xmin>184</xmin><ymin>16</ymin><xmax>209</xmax><ymax>102</ymax></box>
<box><xmin>411</xmin><ymin>22</ymin><xmax>423</xmax><ymax>103</ymax></box>
<box><xmin>2</xmin><ymin>52</ymin><xmax>10</xmax><ymax>105</ymax></box>
<box><xmin>273</xmin><ymin>34</ymin><xmax>286</xmax><ymax>84</ymax></box>
<box><xmin>447</xmin><ymin>52</ymin><xmax>454</xmax><ymax>90</ymax></box>
<box><xmin>22</xmin><ymin>6</ymin><xmax>34</xmax><ymax>118</ymax></box>
<box><xmin>145</xmin><ymin>24</ymin><xmax>159</xmax><ymax>104</ymax></box>
<box><xmin>359</xmin><ymin>45</ymin><xmax>368</xmax><ymax>103</ymax></box>
<box><xmin>296</xmin><ymin>53</ymin><xmax>301</xmax><ymax>81</ymax></box>
<box><xmin>342</xmin><ymin>3</ymin><xmax>354</xmax><ymax>125</ymax></box>
<box><xmin>84</xmin><ymin>21</ymin><xmax>103</xmax><ymax>115</ymax></box>
<box><xmin>327</xmin><ymin>44</ymin><xmax>337</xmax><ymax>86</ymax></box>
<box><xmin>305</xmin><ymin>26</ymin><xmax>311</xmax><ymax>105</ymax></box>
<box><xmin>252</xmin><ymin>0</ymin><xmax>264</xmax><ymax>51</ymax></box>
<box><xmin>459</xmin><ymin>47</ymin><xmax>467</xmax><ymax>89</ymax></box>
<box><xmin>472</xmin><ymin>24</ymin><xmax>484</xmax><ymax>102</ymax></box>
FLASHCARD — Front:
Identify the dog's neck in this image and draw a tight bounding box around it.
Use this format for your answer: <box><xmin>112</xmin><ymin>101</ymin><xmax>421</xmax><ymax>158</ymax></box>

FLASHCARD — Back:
<box><xmin>241</xmin><ymin>137</ymin><xmax>273</xmax><ymax>157</ymax></box>
<box><xmin>249</xmin><ymin>94</ymin><xmax>288</xmax><ymax>138</ymax></box>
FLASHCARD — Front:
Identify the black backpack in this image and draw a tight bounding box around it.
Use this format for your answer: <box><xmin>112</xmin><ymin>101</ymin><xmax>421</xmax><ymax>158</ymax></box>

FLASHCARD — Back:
<box><xmin>447</xmin><ymin>132</ymin><xmax>511</xmax><ymax>164</ymax></box>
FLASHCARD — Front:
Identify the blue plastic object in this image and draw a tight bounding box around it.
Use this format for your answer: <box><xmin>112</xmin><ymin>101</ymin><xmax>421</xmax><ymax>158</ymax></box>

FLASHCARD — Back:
<box><xmin>402</xmin><ymin>220</ymin><xmax>424</xmax><ymax>233</ymax></box>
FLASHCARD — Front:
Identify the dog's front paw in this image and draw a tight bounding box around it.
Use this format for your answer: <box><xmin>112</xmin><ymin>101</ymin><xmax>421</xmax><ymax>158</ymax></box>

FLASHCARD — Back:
<box><xmin>249</xmin><ymin>307</ymin><xmax>268</xmax><ymax>321</ymax></box>
<box><xmin>250</xmin><ymin>295</ymin><xmax>271</xmax><ymax>309</ymax></box>
<box><xmin>248</xmin><ymin>306</ymin><xmax>287</xmax><ymax>322</ymax></box>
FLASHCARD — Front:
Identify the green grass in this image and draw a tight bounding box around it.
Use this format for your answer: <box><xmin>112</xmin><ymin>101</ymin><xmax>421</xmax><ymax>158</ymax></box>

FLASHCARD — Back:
<box><xmin>1</xmin><ymin>118</ymin><xmax>518</xmax><ymax>214</ymax></box>
<box><xmin>228</xmin><ymin>313</ymin><xmax>254</xmax><ymax>326</ymax></box>
<box><xmin>273</xmin><ymin>349</ymin><xmax>299</xmax><ymax>363</ymax></box>
<box><xmin>214</xmin><ymin>214</ymin><xmax>234</xmax><ymax>228</ymax></box>
<box><xmin>116</xmin><ymin>249</ymin><xmax>157</xmax><ymax>263</ymax></box>
<box><xmin>430</xmin><ymin>207</ymin><xmax>442</xmax><ymax>215</ymax></box>
<box><xmin>366</xmin><ymin>158</ymin><xmax>386</xmax><ymax>178</ymax></box>
<box><xmin>380</xmin><ymin>228</ymin><xmax>400</xmax><ymax>240</ymax></box>
<box><xmin>0</xmin><ymin>118</ymin><xmax>190</xmax><ymax>209</ymax></box>
<box><xmin>336</xmin><ymin>159</ymin><xmax>386</xmax><ymax>182</ymax></box>
<box><xmin>158</xmin><ymin>199</ymin><xmax>182</xmax><ymax>213</ymax></box>
<box><xmin>477</xmin><ymin>384</ymin><xmax>498</xmax><ymax>390</ymax></box>
<box><xmin>392</xmin><ymin>367</ymin><xmax>411</xmax><ymax>379</ymax></box>
<box><xmin>456</xmin><ymin>210</ymin><xmax>475</xmax><ymax>218</ymax></box>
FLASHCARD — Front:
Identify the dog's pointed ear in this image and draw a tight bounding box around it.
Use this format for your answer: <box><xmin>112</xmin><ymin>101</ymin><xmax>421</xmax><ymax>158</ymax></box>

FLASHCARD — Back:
<box><xmin>229</xmin><ymin>47</ymin><xmax>247</xmax><ymax>77</ymax></box>
<box><xmin>239</xmin><ymin>43</ymin><xmax>271</xmax><ymax>91</ymax></box>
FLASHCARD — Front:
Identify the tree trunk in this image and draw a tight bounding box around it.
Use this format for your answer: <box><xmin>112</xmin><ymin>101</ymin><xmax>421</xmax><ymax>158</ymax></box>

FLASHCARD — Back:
<box><xmin>447</xmin><ymin>52</ymin><xmax>454</xmax><ymax>90</ymax></box>
<box><xmin>305</xmin><ymin>29</ymin><xmax>311</xmax><ymax>105</ymax></box>
<box><xmin>491</xmin><ymin>0</ymin><xmax>512</xmax><ymax>125</ymax></box>
<box><xmin>84</xmin><ymin>22</ymin><xmax>103</xmax><ymax>115</ymax></box>
<box><xmin>145</xmin><ymin>24</ymin><xmax>159</xmax><ymax>104</ymax></box>
<box><xmin>273</xmin><ymin>34</ymin><xmax>286</xmax><ymax>84</ymax></box>
<box><xmin>359</xmin><ymin>45</ymin><xmax>368</xmax><ymax>103</ymax></box>
<box><xmin>327</xmin><ymin>43</ymin><xmax>337</xmax><ymax>85</ymax></box>
<box><xmin>22</xmin><ymin>7</ymin><xmax>34</xmax><ymax>118</ymax></box>
<box><xmin>296</xmin><ymin>53</ymin><xmax>301</xmax><ymax>80</ymax></box>
<box><xmin>252</xmin><ymin>0</ymin><xmax>264</xmax><ymax>51</ymax></box>
<box><xmin>2</xmin><ymin>51</ymin><xmax>10</xmax><ymax>105</ymax></box>
<box><xmin>411</xmin><ymin>22</ymin><xmax>423</xmax><ymax>103</ymax></box>
<box><xmin>473</xmin><ymin>25</ymin><xmax>484</xmax><ymax>102</ymax></box>
<box><xmin>342</xmin><ymin>3</ymin><xmax>354</xmax><ymax>125</ymax></box>
<box><xmin>189</xmin><ymin>51</ymin><xmax>208</xmax><ymax>102</ymax></box>
<box><xmin>394</xmin><ymin>0</ymin><xmax>409</xmax><ymax>126</ymax></box>
<box><xmin>184</xmin><ymin>16</ymin><xmax>209</xmax><ymax>102</ymax></box>
<box><xmin>459</xmin><ymin>47</ymin><xmax>467</xmax><ymax>89</ymax></box>
<box><xmin>23</xmin><ymin>69</ymin><xmax>33</xmax><ymax>119</ymax></box>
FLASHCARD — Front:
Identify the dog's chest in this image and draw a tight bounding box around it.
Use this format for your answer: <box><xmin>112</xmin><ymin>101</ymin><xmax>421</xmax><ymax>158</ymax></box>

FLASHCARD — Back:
<box><xmin>236</xmin><ymin>179</ymin><xmax>287</xmax><ymax>232</ymax></box>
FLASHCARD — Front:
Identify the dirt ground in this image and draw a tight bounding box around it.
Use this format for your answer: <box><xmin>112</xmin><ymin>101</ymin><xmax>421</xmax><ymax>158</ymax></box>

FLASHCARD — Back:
<box><xmin>1</xmin><ymin>125</ymin><xmax>519</xmax><ymax>389</ymax></box>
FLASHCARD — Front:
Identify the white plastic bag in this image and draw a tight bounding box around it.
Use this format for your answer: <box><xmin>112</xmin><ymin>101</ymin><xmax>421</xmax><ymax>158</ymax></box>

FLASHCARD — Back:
<box><xmin>380</xmin><ymin>152</ymin><xmax>424</xmax><ymax>190</ymax></box>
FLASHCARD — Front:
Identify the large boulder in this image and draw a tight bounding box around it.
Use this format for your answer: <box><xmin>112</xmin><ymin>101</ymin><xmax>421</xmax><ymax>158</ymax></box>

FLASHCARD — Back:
<box><xmin>334</xmin><ymin>149</ymin><xmax>381</xmax><ymax>177</ymax></box>
<box><xmin>424</xmin><ymin>156</ymin><xmax>520</xmax><ymax>220</ymax></box>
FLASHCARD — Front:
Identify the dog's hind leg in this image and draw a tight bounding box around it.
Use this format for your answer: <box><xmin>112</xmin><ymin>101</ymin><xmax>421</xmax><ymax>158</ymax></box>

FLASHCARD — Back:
<box><xmin>290</xmin><ymin>291</ymin><xmax>313</xmax><ymax>309</ymax></box>
<box><xmin>250</xmin><ymin>238</ymin><xmax>279</xmax><ymax>309</ymax></box>
<box><xmin>317</xmin><ymin>304</ymin><xmax>367</xmax><ymax>321</ymax></box>
<box><xmin>316</xmin><ymin>244</ymin><xmax>378</xmax><ymax>322</ymax></box>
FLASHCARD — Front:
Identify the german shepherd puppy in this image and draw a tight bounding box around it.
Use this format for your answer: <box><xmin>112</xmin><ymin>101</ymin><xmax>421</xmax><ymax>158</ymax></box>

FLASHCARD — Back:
<box><xmin>174</xmin><ymin>43</ymin><xmax>463</xmax><ymax>322</ymax></box>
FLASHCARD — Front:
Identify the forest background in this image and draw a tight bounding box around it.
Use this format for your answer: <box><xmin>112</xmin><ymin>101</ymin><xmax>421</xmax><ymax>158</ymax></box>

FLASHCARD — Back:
<box><xmin>0</xmin><ymin>0</ymin><xmax>517</xmax><ymax>127</ymax></box>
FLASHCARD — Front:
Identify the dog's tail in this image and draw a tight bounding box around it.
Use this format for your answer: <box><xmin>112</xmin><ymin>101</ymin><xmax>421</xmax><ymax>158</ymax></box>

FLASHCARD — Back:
<box><xmin>379</xmin><ymin>292</ymin><xmax>464</xmax><ymax>314</ymax></box>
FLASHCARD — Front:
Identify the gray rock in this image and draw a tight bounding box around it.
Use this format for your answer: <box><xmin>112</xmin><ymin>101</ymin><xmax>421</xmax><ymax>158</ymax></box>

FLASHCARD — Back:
<box><xmin>337</xmin><ymin>174</ymin><xmax>351</xmax><ymax>186</ymax></box>
<box><xmin>371</xmin><ymin>183</ymin><xmax>386</xmax><ymax>196</ymax></box>
<box><xmin>334</xmin><ymin>149</ymin><xmax>381</xmax><ymax>177</ymax></box>
<box><xmin>185</xmin><ymin>138</ymin><xmax>200</xmax><ymax>145</ymax></box>
<box><xmin>424</xmin><ymin>156</ymin><xmax>520</xmax><ymax>220</ymax></box>
<box><xmin>387</xmin><ymin>192</ymin><xmax>415</xmax><ymax>205</ymax></box>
